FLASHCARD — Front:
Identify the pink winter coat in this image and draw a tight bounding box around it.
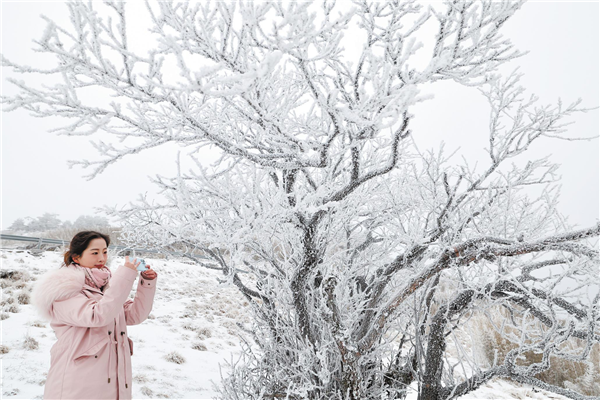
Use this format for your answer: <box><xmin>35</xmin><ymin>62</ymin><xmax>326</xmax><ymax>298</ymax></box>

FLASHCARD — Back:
<box><xmin>31</xmin><ymin>264</ymin><xmax>157</xmax><ymax>400</ymax></box>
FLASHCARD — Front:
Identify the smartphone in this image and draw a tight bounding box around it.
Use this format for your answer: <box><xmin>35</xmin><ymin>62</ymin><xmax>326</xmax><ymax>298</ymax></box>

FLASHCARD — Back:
<box><xmin>131</xmin><ymin>257</ymin><xmax>147</xmax><ymax>271</ymax></box>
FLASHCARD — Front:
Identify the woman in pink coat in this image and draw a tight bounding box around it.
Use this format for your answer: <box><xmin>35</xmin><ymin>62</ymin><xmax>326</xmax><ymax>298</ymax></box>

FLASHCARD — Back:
<box><xmin>31</xmin><ymin>231</ymin><xmax>158</xmax><ymax>400</ymax></box>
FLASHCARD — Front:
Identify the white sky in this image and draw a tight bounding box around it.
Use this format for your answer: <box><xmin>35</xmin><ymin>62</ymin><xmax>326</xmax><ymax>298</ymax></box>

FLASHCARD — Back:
<box><xmin>1</xmin><ymin>1</ymin><xmax>598</xmax><ymax>231</ymax></box>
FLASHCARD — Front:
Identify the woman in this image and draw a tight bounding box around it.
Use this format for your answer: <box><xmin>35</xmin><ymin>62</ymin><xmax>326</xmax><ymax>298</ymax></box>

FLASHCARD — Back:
<box><xmin>31</xmin><ymin>231</ymin><xmax>158</xmax><ymax>400</ymax></box>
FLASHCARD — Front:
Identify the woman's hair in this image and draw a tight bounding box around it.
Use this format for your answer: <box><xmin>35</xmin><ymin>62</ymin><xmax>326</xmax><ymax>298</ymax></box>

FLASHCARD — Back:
<box><xmin>64</xmin><ymin>231</ymin><xmax>111</xmax><ymax>266</ymax></box>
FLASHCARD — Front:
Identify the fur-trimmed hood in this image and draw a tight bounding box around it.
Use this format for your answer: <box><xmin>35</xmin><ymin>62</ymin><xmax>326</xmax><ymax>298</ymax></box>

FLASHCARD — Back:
<box><xmin>31</xmin><ymin>266</ymin><xmax>88</xmax><ymax>321</ymax></box>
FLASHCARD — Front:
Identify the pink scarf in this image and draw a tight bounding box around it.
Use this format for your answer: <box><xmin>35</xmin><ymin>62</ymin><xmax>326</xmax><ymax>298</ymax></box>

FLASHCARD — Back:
<box><xmin>71</xmin><ymin>263</ymin><xmax>112</xmax><ymax>290</ymax></box>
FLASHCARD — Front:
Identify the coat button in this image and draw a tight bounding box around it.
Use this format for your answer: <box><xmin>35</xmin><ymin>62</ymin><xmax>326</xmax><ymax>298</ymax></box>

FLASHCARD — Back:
<box><xmin>95</xmin><ymin>355</ymin><xmax>98</xmax><ymax>358</ymax></box>
<box><xmin>108</xmin><ymin>331</ymin><xmax>112</xmax><ymax>335</ymax></box>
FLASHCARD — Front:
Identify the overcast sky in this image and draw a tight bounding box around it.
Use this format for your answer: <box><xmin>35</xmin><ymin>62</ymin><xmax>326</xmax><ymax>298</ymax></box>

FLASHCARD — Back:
<box><xmin>1</xmin><ymin>1</ymin><xmax>598</xmax><ymax>231</ymax></box>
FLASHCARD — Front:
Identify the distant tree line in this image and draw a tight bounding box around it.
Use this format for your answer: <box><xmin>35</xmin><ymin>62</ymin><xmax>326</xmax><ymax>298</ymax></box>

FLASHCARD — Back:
<box><xmin>7</xmin><ymin>213</ymin><xmax>110</xmax><ymax>233</ymax></box>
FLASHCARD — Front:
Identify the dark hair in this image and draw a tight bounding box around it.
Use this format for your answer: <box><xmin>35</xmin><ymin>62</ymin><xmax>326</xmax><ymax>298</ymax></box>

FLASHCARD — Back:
<box><xmin>64</xmin><ymin>231</ymin><xmax>111</xmax><ymax>266</ymax></box>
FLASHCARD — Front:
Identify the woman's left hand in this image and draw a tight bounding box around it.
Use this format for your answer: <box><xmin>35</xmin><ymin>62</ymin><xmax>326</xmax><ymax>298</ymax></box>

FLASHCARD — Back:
<box><xmin>140</xmin><ymin>266</ymin><xmax>158</xmax><ymax>280</ymax></box>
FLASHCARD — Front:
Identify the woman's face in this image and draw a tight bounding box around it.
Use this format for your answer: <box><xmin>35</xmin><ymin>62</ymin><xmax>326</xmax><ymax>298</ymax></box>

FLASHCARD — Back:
<box><xmin>72</xmin><ymin>238</ymin><xmax>108</xmax><ymax>269</ymax></box>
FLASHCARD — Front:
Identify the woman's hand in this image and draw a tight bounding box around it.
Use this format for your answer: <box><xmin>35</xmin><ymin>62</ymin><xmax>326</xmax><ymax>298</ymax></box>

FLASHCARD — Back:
<box><xmin>124</xmin><ymin>256</ymin><xmax>141</xmax><ymax>271</ymax></box>
<box><xmin>141</xmin><ymin>266</ymin><xmax>157</xmax><ymax>280</ymax></box>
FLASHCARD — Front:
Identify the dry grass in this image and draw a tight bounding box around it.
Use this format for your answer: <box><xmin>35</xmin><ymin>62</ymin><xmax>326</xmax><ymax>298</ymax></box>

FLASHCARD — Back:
<box><xmin>134</xmin><ymin>374</ymin><xmax>149</xmax><ymax>383</ymax></box>
<box><xmin>23</xmin><ymin>335</ymin><xmax>39</xmax><ymax>350</ymax></box>
<box><xmin>192</xmin><ymin>342</ymin><xmax>208</xmax><ymax>351</ymax></box>
<box><xmin>181</xmin><ymin>321</ymin><xmax>198</xmax><ymax>331</ymax></box>
<box><xmin>17</xmin><ymin>292</ymin><xmax>30</xmax><ymax>305</ymax></box>
<box><xmin>196</xmin><ymin>327</ymin><xmax>212</xmax><ymax>340</ymax></box>
<box><xmin>1</xmin><ymin>297</ymin><xmax>15</xmax><ymax>305</ymax></box>
<box><xmin>5</xmin><ymin>304</ymin><xmax>20</xmax><ymax>313</ymax></box>
<box><xmin>181</xmin><ymin>303</ymin><xmax>201</xmax><ymax>318</ymax></box>
<box><xmin>29</xmin><ymin>320</ymin><xmax>46</xmax><ymax>328</ymax></box>
<box><xmin>470</xmin><ymin>311</ymin><xmax>600</xmax><ymax>396</ymax></box>
<box><xmin>164</xmin><ymin>351</ymin><xmax>186</xmax><ymax>364</ymax></box>
<box><xmin>140</xmin><ymin>386</ymin><xmax>154</xmax><ymax>397</ymax></box>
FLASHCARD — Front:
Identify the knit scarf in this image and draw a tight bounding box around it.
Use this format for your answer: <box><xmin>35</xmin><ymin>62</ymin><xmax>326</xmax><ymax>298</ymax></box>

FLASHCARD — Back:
<box><xmin>71</xmin><ymin>263</ymin><xmax>112</xmax><ymax>290</ymax></box>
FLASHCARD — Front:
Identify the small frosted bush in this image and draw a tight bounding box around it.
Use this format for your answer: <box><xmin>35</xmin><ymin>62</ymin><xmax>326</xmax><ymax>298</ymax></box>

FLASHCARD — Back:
<box><xmin>17</xmin><ymin>292</ymin><xmax>30</xmax><ymax>305</ymax></box>
<box><xmin>181</xmin><ymin>303</ymin><xmax>200</xmax><ymax>318</ymax></box>
<box><xmin>471</xmin><ymin>312</ymin><xmax>600</xmax><ymax>397</ymax></box>
<box><xmin>164</xmin><ymin>351</ymin><xmax>185</xmax><ymax>364</ymax></box>
<box><xmin>0</xmin><ymin>345</ymin><xmax>9</xmax><ymax>354</ymax></box>
<box><xmin>192</xmin><ymin>342</ymin><xmax>208</xmax><ymax>351</ymax></box>
<box><xmin>181</xmin><ymin>322</ymin><xmax>197</xmax><ymax>331</ymax></box>
<box><xmin>23</xmin><ymin>335</ymin><xmax>39</xmax><ymax>350</ymax></box>
<box><xmin>196</xmin><ymin>327</ymin><xmax>212</xmax><ymax>339</ymax></box>
<box><xmin>6</xmin><ymin>304</ymin><xmax>20</xmax><ymax>313</ymax></box>
<box><xmin>134</xmin><ymin>374</ymin><xmax>149</xmax><ymax>383</ymax></box>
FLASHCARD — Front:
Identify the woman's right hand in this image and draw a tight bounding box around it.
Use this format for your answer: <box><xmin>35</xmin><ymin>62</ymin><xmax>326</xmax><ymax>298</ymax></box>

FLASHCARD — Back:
<box><xmin>124</xmin><ymin>256</ymin><xmax>141</xmax><ymax>271</ymax></box>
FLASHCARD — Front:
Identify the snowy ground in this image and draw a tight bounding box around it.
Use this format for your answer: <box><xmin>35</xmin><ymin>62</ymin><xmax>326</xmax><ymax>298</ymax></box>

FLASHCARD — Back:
<box><xmin>1</xmin><ymin>249</ymin><xmax>571</xmax><ymax>400</ymax></box>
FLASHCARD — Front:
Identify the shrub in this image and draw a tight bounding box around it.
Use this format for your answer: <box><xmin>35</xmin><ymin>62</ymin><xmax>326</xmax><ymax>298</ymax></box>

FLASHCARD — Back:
<box><xmin>164</xmin><ymin>351</ymin><xmax>185</xmax><ymax>364</ymax></box>
<box><xmin>196</xmin><ymin>327</ymin><xmax>212</xmax><ymax>339</ymax></box>
<box><xmin>471</xmin><ymin>312</ymin><xmax>600</xmax><ymax>397</ymax></box>
<box><xmin>0</xmin><ymin>345</ymin><xmax>9</xmax><ymax>354</ymax></box>
<box><xmin>5</xmin><ymin>269</ymin><xmax>23</xmax><ymax>279</ymax></box>
<box><xmin>192</xmin><ymin>342</ymin><xmax>208</xmax><ymax>351</ymax></box>
<box><xmin>23</xmin><ymin>335</ymin><xmax>39</xmax><ymax>350</ymax></box>
<box><xmin>181</xmin><ymin>303</ymin><xmax>200</xmax><ymax>318</ymax></box>
<box><xmin>181</xmin><ymin>322</ymin><xmax>198</xmax><ymax>331</ymax></box>
<box><xmin>6</xmin><ymin>304</ymin><xmax>20</xmax><ymax>313</ymax></box>
<box><xmin>134</xmin><ymin>374</ymin><xmax>149</xmax><ymax>383</ymax></box>
<box><xmin>17</xmin><ymin>292</ymin><xmax>30</xmax><ymax>305</ymax></box>
<box><xmin>0</xmin><ymin>313</ymin><xmax>9</xmax><ymax>320</ymax></box>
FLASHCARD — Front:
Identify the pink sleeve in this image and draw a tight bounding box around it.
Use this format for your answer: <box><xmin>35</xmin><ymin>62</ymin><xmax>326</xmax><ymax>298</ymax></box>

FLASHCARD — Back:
<box><xmin>51</xmin><ymin>266</ymin><xmax>138</xmax><ymax>328</ymax></box>
<box><xmin>124</xmin><ymin>276</ymin><xmax>157</xmax><ymax>325</ymax></box>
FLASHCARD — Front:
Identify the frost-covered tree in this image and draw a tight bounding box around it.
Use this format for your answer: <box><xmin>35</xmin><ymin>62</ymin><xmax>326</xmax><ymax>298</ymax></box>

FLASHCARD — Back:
<box><xmin>8</xmin><ymin>218</ymin><xmax>27</xmax><ymax>232</ymax></box>
<box><xmin>8</xmin><ymin>213</ymin><xmax>63</xmax><ymax>232</ymax></box>
<box><xmin>3</xmin><ymin>1</ymin><xmax>599</xmax><ymax>399</ymax></box>
<box><xmin>33</xmin><ymin>213</ymin><xmax>63</xmax><ymax>231</ymax></box>
<box><xmin>72</xmin><ymin>215</ymin><xmax>110</xmax><ymax>229</ymax></box>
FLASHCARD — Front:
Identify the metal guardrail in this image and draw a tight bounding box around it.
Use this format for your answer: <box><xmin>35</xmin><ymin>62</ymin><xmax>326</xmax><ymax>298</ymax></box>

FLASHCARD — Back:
<box><xmin>1</xmin><ymin>234</ymin><xmax>69</xmax><ymax>247</ymax></box>
<box><xmin>0</xmin><ymin>233</ymin><xmax>209</xmax><ymax>260</ymax></box>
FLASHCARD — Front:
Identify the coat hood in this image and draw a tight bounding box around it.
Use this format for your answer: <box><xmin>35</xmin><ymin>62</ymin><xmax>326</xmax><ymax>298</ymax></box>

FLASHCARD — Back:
<box><xmin>31</xmin><ymin>266</ymin><xmax>86</xmax><ymax>321</ymax></box>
